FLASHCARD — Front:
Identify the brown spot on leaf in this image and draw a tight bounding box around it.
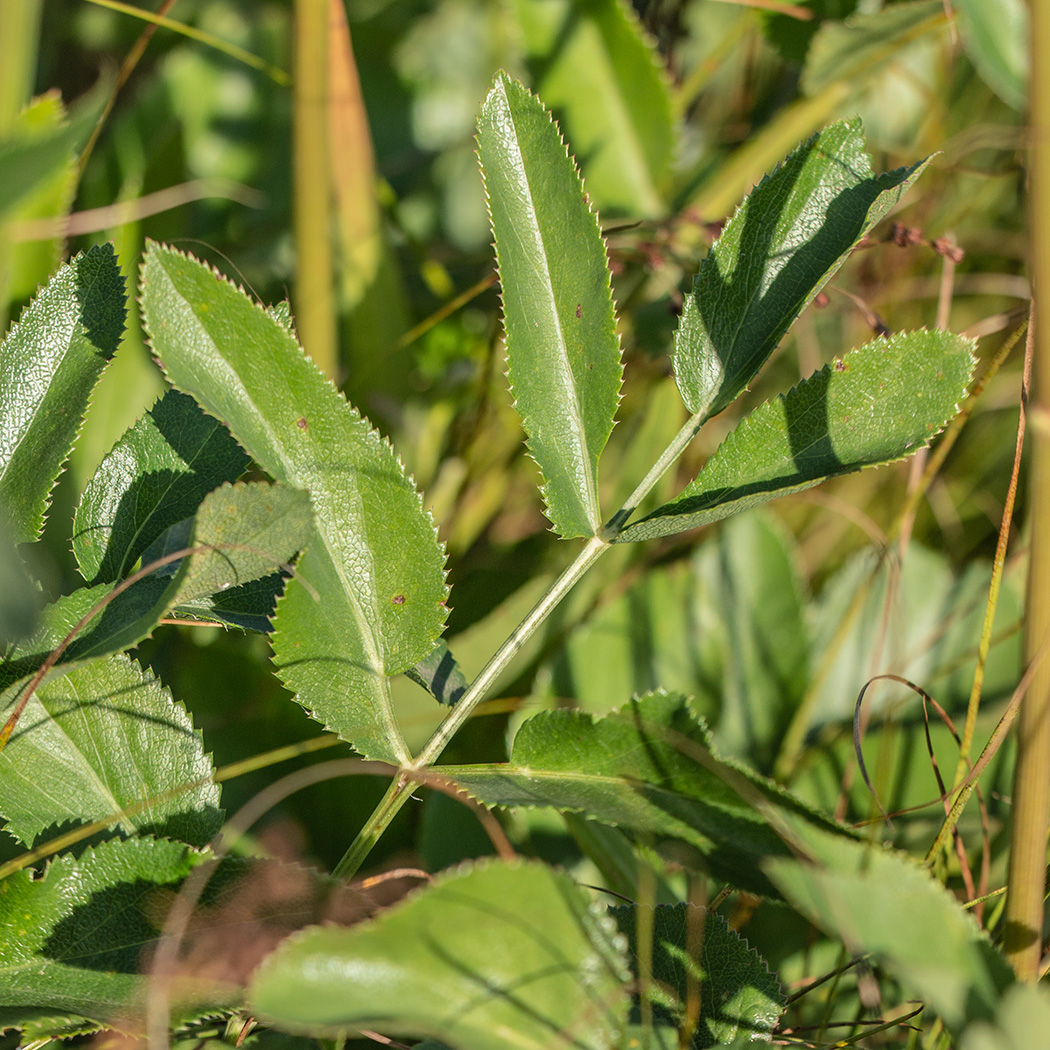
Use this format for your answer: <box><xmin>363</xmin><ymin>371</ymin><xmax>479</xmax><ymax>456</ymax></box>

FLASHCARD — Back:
<box><xmin>833</xmin><ymin>358</ymin><xmax>847</xmax><ymax>372</ymax></box>
<box><xmin>296</xmin><ymin>417</ymin><xmax>308</xmax><ymax>430</ymax></box>
<box><xmin>575</xmin><ymin>303</ymin><xmax>582</xmax><ymax>319</ymax></box>
<box><xmin>391</xmin><ymin>594</ymin><xmax>406</xmax><ymax>605</ymax></box>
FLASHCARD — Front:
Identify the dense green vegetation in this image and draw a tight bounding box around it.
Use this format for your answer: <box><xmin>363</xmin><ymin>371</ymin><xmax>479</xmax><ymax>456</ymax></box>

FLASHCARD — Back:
<box><xmin>0</xmin><ymin>2</ymin><xmax>1040</xmax><ymax>1047</ymax></box>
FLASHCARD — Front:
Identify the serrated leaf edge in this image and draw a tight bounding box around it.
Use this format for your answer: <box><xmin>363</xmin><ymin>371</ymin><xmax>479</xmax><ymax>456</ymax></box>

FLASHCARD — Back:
<box><xmin>139</xmin><ymin>242</ymin><xmax>450</xmax><ymax>761</ymax></box>
<box><xmin>478</xmin><ymin>72</ymin><xmax>624</xmax><ymax>538</ymax></box>
<box><xmin>633</xmin><ymin>328</ymin><xmax>976</xmax><ymax>540</ymax></box>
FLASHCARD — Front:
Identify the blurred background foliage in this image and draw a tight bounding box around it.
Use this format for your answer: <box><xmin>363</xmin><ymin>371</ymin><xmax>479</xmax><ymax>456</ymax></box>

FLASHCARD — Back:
<box><xmin>0</xmin><ymin>0</ymin><xmax>1032</xmax><ymax>1028</ymax></box>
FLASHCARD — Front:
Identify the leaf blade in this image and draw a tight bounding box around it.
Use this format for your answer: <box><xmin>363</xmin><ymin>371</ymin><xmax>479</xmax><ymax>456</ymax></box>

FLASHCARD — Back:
<box><xmin>0</xmin><ymin>836</ymin><xmax>227</xmax><ymax>1030</ymax></box>
<box><xmin>249</xmin><ymin>859</ymin><xmax>628</xmax><ymax>1049</ymax></box>
<box><xmin>478</xmin><ymin>74</ymin><xmax>623</xmax><ymax>538</ymax></box>
<box><xmin>0</xmin><ymin>244</ymin><xmax>125</xmax><ymax>544</ymax></box>
<box><xmin>0</xmin><ymin>653</ymin><xmax>221</xmax><ymax>847</ymax></box>
<box><xmin>73</xmin><ymin>389</ymin><xmax>249</xmax><ymax>584</ymax></box>
<box><xmin>621</xmin><ymin>329</ymin><xmax>974</xmax><ymax>542</ymax></box>
<box><xmin>447</xmin><ymin>691</ymin><xmax>852</xmax><ymax>897</ymax></box>
<box><xmin>140</xmin><ymin>243</ymin><xmax>448</xmax><ymax>762</ymax></box>
<box><xmin>512</xmin><ymin>0</ymin><xmax>674</xmax><ymax>218</ymax></box>
<box><xmin>673</xmin><ymin>119</ymin><xmax>927</xmax><ymax>420</ymax></box>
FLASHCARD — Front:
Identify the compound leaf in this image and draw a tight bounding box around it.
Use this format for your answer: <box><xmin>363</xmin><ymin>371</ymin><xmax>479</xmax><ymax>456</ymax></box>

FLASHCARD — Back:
<box><xmin>478</xmin><ymin>74</ymin><xmax>622</xmax><ymax>539</ymax></box>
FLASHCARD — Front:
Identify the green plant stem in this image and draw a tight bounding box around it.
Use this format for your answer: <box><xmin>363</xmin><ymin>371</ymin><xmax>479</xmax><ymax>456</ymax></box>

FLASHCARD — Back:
<box><xmin>1004</xmin><ymin>0</ymin><xmax>1050</xmax><ymax>978</ymax></box>
<box><xmin>601</xmin><ymin>408</ymin><xmax>707</xmax><ymax>537</ymax></box>
<box><xmin>331</xmin><ymin>534</ymin><xmax>610</xmax><ymax>879</ymax></box>
<box><xmin>334</xmin><ymin>399</ymin><xmax>720</xmax><ymax>879</ymax></box>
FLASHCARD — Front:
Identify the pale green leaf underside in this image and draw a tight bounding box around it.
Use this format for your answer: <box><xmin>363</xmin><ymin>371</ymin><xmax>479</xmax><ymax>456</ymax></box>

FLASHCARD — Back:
<box><xmin>0</xmin><ymin>836</ymin><xmax>229</xmax><ymax>1030</ymax></box>
<box><xmin>479</xmin><ymin>74</ymin><xmax>622</xmax><ymax>538</ymax></box>
<box><xmin>0</xmin><ymin>481</ymin><xmax>310</xmax><ymax>687</ymax></box>
<box><xmin>140</xmin><ymin>243</ymin><xmax>448</xmax><ymax>763</ymax></box>
<box><xmin>0</xmin><ymin>653</ymin><xmax>220</xmax><ymax>847</ymax></box>
<box><xmin>446</xmin><ymin>691</ymin><xmax>852</xmax><ymax>897</ymax></box>
<box><xmin>249</xmin><ymin>859</ymin><xmax>628</xmax><ymax>1050</ymax></box>
<box><xmin>621</xmin><ymin>329</ymin><xmax>974</xmax><ymax>542</ymax></box>
<box><xmin>512</xmin><ymin>0</ymin><xmax>674</xmax><ymax>218</ymax></box>
<box><xmin>612</xmin><ymin>904</ymin><xmax>784</xmax><ymax>1047</ymax></box>
<box><xmin>673</xmin><ymin>118</ymin><xmax>927</xmax><ymax>422</ymax></box>
<box><xmin>764</xmin><ymin>817</ymin><xmax>1014</xmax><ymax>1037</ymax></box>
<box><xmin>73</xmin><ymin>388</ymin><xmax>249</xmax><ymax>584</ymax></box>
<box><xmin>0</xmin><ymin>244</ymin><xmax>125</xmax><ymax>544</ymax></box>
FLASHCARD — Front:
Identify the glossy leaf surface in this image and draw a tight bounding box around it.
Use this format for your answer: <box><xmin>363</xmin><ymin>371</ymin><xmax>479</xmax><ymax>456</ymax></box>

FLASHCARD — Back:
<box><xmin>250</xmin><ymin>859</ymin><xmax>628</xmax><ymax>1049</ymax></box>
<box><xmin>512</xmin><ymin>0</ymin><xmax>673</xmax><ymax>217</ymax></box>
<box><xmin>0</xmin><ymin>654</ymin><xmax>220</xmax><ymax>847</ymax></box>
<box><xmin>0</xmin><ymin>244</ymin><xmax>125</xmax><ymax>544</ymax></box>
<box><xmin>672</xmin><ymin>120</ymin><xmax>926</xmax><ymax>421</ymax></box>
<box><xmin>1</xmin><ymin>482</ymin><xmax>311</xmax><ymax>685</ymax></box>
<box><xmin>622</xmin><ymin>329</ymin><xmax>974</xmax><ymax>541</ymax></box>
<box><xmin>478</xmin><ymin>74</ymin><xmax>622</xmax><ymax>538</ymax></box>
<box><xmin>447</xmin><ymin>691</ymin><xmax>851</xmax><ymax>897</ymax></box>
<box><xmin>0</xmin><ymin>836</ymin><xmax>224</xmax><ymax>1029</ymax></box>
<box><xmin>612</xmin><ymin>904</ymin><xmax>784</xmax><ymax>1048</ymax></box>
<box><xmin>140</xmin><ymin>243</ymin><xmax>448</xmax><ymax>763</ymax></box>
<box><xmin>73</xmin><ymin>389</ymin><xmax>249</xmax><ymax>584</ymax></box>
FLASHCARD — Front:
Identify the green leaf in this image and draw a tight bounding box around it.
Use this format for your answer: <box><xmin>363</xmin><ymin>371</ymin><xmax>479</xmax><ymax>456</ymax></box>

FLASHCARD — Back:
<box><xmin>0</xmin><ymin>244</ymin><xmax>125</xmax><ymax>545</ymax></box>
<box><xmin>6</xmin><ymin>94</ymin><xmax>81</xmax><ymax>303</ymax></box>
<box><xmin>0</xmin><ymin>522</ymin><xmax>41</xmax><ymax>647</ymax></box>
<box><xmin>621</xmin><ymin>329</ymin><xmax>974</xmax><ymax>542</ymax></box>
<box><xmin>162</xmin><ymin>481</ymin><xmax>313</xmax><ymax>606</ymax></box>
<box><xmin>962</xmin><ymin>985</ymin><xmax>1050</xmax><ymax>1050</ymax></box>
<box><xmin>512</xmin><ymin>0</ymin><xmax>674</xmax><ymax>218</ymax></box>
<box><xmin>478</xmin><ymin>74</ymin><xmax>623</xmax><ymax>539</ymax></box>
<box><xmin>249</xmin><ymin>859</ymin><xmax>628</xmax><ymax>1049</ymax></box>
<box><xmin>1</xmin><ymin>482</ymin><xmax>311</xmax><ymax>685</ymax></box>
<box><xmin>611</xmin><ymin>904</ymin><xmax>784</xmax><ymax>1048</ymax></box>
<box><xmin>954</xmin><ymin>0</ymin><xmax>1028</xmax><ymax>111</ymax></box>
<box><xmin>763</xmin><ymin>817</ymin><xmax>1014</xmax><ymax>1036</ymax></box>
<box><xmin>170</xmin><ymin>572</ymin><xmax>290</xmax><ymax>632</ymax></box>
<box><xmin>0</xmin><ymin>836</ymin><xmax>229</xmax><ymax>1030</ymax></box>
<box><xmin>672</xmin><ymin>119</ymin><xmax>927</xmax><ymax>421</ymax></box>
<box><xmin>405</xmin><ymin>638</ymin><xmax>468</xmax><ymax>706</ymax></box>
<box><xmin>0</xmin><ymin>653</ymin><xmax>221</xmax><ymax>847</ymax></box>
<box><xmin>701</xmin><ymin>512</ymin><xmax>808</xmax><ymax>772</ymax></box>
<box><xmin>140</xmin><ymin>243</ymin><xmax>448</xmax><ymax>763</ymax></box>
<box><xmin>446</xmin><ymin>691</ymin><xmax>852</xmax><ymax>897</ymax></box>
<box><xmin>0</xmin><ymin>78</ymin><xmax>107</xmax><ymax>223</ymax></box>
<box><xmin>73</xmin><ymin>389</ymin><xmax>250</xmax><ymax>585</ymax></box>
<box><xmin>801</xmin><ymin>1</ymin><xmax>946</xmax><ymax>97</ymax></box>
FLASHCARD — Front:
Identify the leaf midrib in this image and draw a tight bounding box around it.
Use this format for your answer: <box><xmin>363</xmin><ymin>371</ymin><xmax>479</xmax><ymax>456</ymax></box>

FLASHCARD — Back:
<box><xmin>501</xmin><ymin>87</ymin><xmax>599</xmax><ymax>532</ymax></box>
